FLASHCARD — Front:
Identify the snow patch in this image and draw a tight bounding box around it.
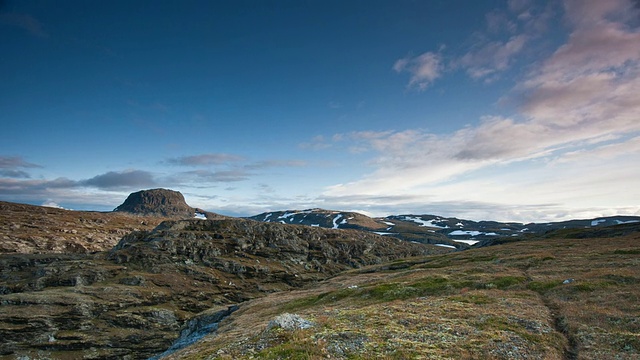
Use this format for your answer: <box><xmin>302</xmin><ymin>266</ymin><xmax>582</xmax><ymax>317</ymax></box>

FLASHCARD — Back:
<box><xmin>591</xmin><ymin>219</ymin><xmax>607</xmax><ymax>226</ymax></box>
<box><xmin>332</xmin><ymin>214</ymin><xmax>343</xmax><ymax>229</ymax></box>
<box><xmin>449</xmin><ymin>230</ymin><xmax>497</xmax><ymax>237</ymax></box>
<box><xmin>615</xmin><ymin>220</ymin><xmax>640</xmax><ymax>224</ymax></box>
<box><xmin>449</xmin><ymin>230</ymin><xmax>482</xmax><ymax>236</ymax></box>
<box><xmin>373</xmin><ymin>232</ymin><xmax>396</xmax><ymax>236</ymax></box>
<box><xmin>278</xmin><ymin>212</ymin><xmax>297</xmax><ymax>220</ymax></box>
<box><xmin>402</xmin><ymin>216</ymin><xmax>448</xmax><ymax>229</ymax></box>
<box><xmin>382</xmin><ymin>221</ymin><xmax>395</xmax><ymax>226</ymax></box>
<box><xmin>42</xmin><ymin>201</ymin><xmax>65</xmax><ymax>209</ymax></box>
<box><xmin>435</xmin><ymin>244</ymin><xmax>456</xmax><ymax>249</ymax></box>
<box><xmin>453</xmin><ymin>239</ymin><xmax>480</xmax><ymax>245</ymax></box>
<box><xmin>194</xmin><ymin>212</ymin><xmax>207</xmax><ymax>220</ymax></box>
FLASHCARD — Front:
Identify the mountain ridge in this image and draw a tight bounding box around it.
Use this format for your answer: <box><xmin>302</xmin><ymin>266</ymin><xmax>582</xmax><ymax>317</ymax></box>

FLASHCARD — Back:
<box><xmin>250</xmin><ymin>208</ymin><xmax>640</xmax><ymax>247</ymax></box>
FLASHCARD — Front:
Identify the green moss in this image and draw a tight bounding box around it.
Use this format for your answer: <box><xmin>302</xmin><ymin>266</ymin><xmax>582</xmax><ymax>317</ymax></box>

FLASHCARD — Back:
<box><xmin>416</xmin><ymin>258</ymin><xmax>452</xmax><ymax>269</ymax></box>
<box><xmin>365</xmin><ymin>276</ymin><xmax>475</xmax><ymax>301</ymax></box>
<box><xmin>571</xmin><ymin>281</ymin><xmax>613</xmax><ymax>292</ymax></box>
<box><xmin>613</xmin><ymin>333</ymin><xmax>640</xmax><ymax>352</ymax></box>
<box><xmin>490</xmin><ymin>276</ymin><xmax>526</xmax><ymax>289</ymax></box>
<box><xmin>283</xmin><ymin>288</ymin><xmax>358</xmax><ymax>310</ymax></box>
<box><xmin>464</xmin><ymin>255</ymin><xmax>497</xmax><ymax>263</ymax></box>
<box><xmin>527</xmin><ymin>280</ymin><xmax>562</xmax><ymax>292</ymax></box>
<box><xmin>475</xmin><ymin>316</ymin><xmax>543</xmax><ymax>344</ymax></box>
<box><xmin>613</xmin><ymin>248</ymin><xmax>640</xmax><ymax>255</ymax></box>
<box><xmin>257</xmin><ymin>341</ymin><xmax>325</xmax><ymax>359</ymax></box>
<box><xmin>449</xmin><ymin>294</ymin><xmax>495</xmax><ymax>304</ymax></box>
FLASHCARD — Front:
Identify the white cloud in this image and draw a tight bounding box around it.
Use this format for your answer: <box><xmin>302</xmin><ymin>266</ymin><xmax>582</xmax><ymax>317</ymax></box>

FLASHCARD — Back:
<box><xmin>299</xmin><ymin>135</ymin><xmax>332</xmax><ymax>150</ymax></box>
<box><xmin>325</xmin><ymin>0</ymin><xmax>640</xmax><ymax>221</ymax></box>
<box><xmin>393</xmin><ymin>52</ymin><xmax>443</xmax><ymax>90</ymax></box>
<box><xmin>458</xmin><ymin>34</ymin><xmax>528</xmax><ymax>80</ymax></box>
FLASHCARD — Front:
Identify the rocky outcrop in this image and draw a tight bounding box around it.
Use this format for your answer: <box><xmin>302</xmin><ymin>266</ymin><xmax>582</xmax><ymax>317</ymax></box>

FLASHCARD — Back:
<box><xmin>113</xmin><ymin>188</ymin><xmax>223</xmax><ymax>220</ymax></box>
<box><xmin>114</xmin><ymin>189</ymin><xmax>195</xmax><ymax>217</ymax></box>
<box><xmin>0</xmin><ymin>218</ymin><xmax>447</xmax><ymax>359</ymax></box>
<box><xmin>110</xmin><ymin>219</ymin><xmax>440</xmax><ymax>279</ymax></box>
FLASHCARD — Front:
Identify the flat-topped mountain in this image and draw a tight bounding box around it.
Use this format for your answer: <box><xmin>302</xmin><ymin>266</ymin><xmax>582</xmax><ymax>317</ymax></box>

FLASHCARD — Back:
<box><xmin>114</xmin><ymin>188</ymin><xmax>222</xmax><ymax>220</ymax></box>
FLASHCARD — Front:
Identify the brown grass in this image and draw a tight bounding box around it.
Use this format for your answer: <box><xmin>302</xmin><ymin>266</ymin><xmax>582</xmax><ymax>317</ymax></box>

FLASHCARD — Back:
<box><xmin>168</xmin><ymin>231</ymin><xmax>640</xmax><ymax>360</ymax></box>
<box><xmin>0</xmin><ymin>201</ymin><xmax>169</xmax><ymax>253</ymax></box>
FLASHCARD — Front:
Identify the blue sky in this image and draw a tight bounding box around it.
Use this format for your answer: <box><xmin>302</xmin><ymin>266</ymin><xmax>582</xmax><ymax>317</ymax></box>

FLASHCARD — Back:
<box><xmin>1</xmin><ymin>0</ymin><xmax>639</xmax><ymax>222</ymax></box>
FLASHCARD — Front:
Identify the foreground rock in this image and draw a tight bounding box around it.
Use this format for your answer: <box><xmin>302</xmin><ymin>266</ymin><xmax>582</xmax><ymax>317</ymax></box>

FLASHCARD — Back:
<box><xmin>0</xmin><ymin>219</ymin><xmax>446</xmax><ymax>359</ymax></box>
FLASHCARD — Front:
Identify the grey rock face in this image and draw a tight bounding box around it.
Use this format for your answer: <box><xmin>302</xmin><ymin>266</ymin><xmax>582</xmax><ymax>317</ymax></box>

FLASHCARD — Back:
<box><xmin>267</xmin><ymin>313</ymin><xmax>314</xmax><ymax>331</ymax></box>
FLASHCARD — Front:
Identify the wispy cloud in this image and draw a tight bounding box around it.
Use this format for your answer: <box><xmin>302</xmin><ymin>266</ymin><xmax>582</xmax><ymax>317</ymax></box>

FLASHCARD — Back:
<box><xmin>393</xmin><ymin>51</ymin><xmax>443</xmax><ymax>90</ymax></box>
<box><xmin>0</xmin><ymin>156</ymin><xmax>42</xmax><ymax>178</ymax></box>
<box><xmin>395</xmin><ymin>1</ymin><xmax>557</xmax><ymax>87</ymax></box>
<box><xmin>0</xmin><ymin>156</ymin><xmax>41</xmax><ymax>169</ymax></box>
<box><xmin>244</xmin><ymin>160</ymin><xmax>306</xmax><ymax>170</ymax></box>
<box><xmin>163</xmin><ymin>154</ymin><xmax>307</xmax><ymax>186</ymax></box>
<box><xmin>299</xmin><ymin>135</ymin><xmax>332</xmax><ymax>150</ymax></box>
<box><xmin>81</xmin><ymin>170</ymin><xmax>157</xmax><ymax>190</ymax></box>
<box><xmin>0</xmin><ymin>12</ymin><xmax>48</xmax><ymax>38</ymax></box>
<box><xmin>328</xmin><ymin>0</ymin><xmax>640</xmax><ymax>221</ymax></box>
<box><xmin>166</xmin><ymin>153</ymin><xmax>246</xmax><ymax>166</ymax></box>
<box><xmin>173</xmin><ymin>169</ymin><xmax>249</xmax><ymax>183</ymax></box>
<box><xmin>454</xmin><ymin>1</ymin><xmax>559</xmax><ymax>82</ymax></box>
<box><xmin>457</xmin><ymin>34</ymin><xmax>528</xmax><ymax>80</ymax></box>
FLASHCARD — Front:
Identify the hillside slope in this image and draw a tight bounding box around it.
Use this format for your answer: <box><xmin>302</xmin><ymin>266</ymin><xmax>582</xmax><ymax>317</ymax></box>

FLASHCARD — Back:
<box><xmin>166</xmin><ymin>229</ymin><xmax>640</xmax><ymax>359</ymax></box>
<box><xmin>0</xmin><ymin>201</ymin><xmax>168</xmax><ymax>254</ymax></box>
<box><xmin>0</xmin><ymin>189</ymin><xmax>225</xmax><ymax>254</ymax></box>
<box><xmin>0</xmin><ymin>218</ymin><xmax>446</xmax><ymax>359</ymax></box>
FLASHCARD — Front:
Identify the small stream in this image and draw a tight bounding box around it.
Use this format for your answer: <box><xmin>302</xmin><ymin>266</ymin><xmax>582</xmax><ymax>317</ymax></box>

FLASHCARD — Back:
<box><xmin>149</xmin><ymin>305</ymin><xmax>239</xmax><ymax>360</ymax></box>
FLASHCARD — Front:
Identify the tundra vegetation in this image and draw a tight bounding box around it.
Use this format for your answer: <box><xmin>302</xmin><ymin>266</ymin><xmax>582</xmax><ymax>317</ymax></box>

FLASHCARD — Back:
<box><xmin>0</xmin><ymin>197</ymin><xmax>638</xmax><ymax>359</ymax></box>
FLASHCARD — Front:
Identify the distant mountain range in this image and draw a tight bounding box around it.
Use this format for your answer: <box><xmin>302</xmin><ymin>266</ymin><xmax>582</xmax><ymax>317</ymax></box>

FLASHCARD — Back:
<box><xmin>248</xmin><ymin>209</ymin><xmax>640</xmax><ymax>249</ymax></box>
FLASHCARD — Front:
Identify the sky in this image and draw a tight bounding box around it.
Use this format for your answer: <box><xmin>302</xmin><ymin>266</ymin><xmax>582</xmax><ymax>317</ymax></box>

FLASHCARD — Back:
<box><xmin>1</xmin><ymin>0</ymin><xmax>639</xmax><ymax>222</ymax></box>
